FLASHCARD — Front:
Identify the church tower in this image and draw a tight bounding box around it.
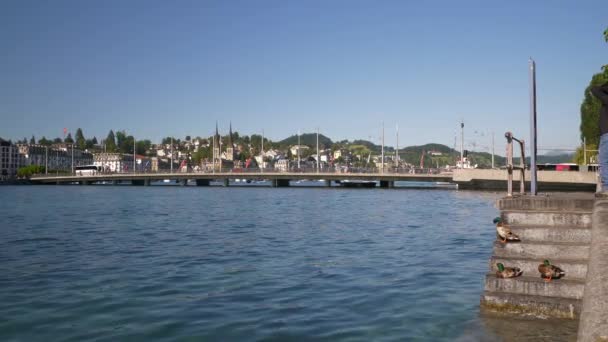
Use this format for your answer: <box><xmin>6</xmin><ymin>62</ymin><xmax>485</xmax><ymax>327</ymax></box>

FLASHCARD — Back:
<box><xmin>213</xmin><ymin>122</ymin><xmax>221</xmax><ymax>170</ymax></box>
<box><xmin>226</xmin><ymin>122</ymin><xmax>235</xmax><ymax>161</ymax></box>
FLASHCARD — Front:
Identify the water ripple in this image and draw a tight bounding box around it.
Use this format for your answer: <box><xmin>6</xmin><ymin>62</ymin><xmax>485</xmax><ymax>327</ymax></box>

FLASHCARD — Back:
<box><xmin>0</xmin><ymin>186</ymin><xmax>560</xmax><ymax>341</ymax></box>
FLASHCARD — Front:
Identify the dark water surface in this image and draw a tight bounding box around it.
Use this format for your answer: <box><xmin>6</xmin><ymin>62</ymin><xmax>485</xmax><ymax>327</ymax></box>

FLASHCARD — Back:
<box><xmin>0</xmin><ymin>186</ymin><xmax>575</xmax><ymax>341</ymax></box>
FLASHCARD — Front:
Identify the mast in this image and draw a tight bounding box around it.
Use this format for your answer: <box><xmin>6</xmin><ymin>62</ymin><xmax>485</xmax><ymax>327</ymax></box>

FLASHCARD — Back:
<box><xmin>460</xmin><ymin>121</ymin><xmax>464</xmax><ymax>169</ymax></box>
<box><xmin>396</xmin><ymin>124</ymin><xmax>399</xmax><ymax>170</ymax></box>
<box><xmin>381</xmin><ymin>122</ymin><xmax>384</xmax><ymax>173</ymax></box>
<box><xmin>316</xmin><ymin>127</ymin><xmax>319</xmax><ymax>173</ymax></box>
<box><xmin>491</xmin><ymin>131</ymin><xmax>495</xmax><ymax>169</ymax></box>
<box><xmin>297</xmin><ymin>130</ymin><xmax>301</xmax><ymax>169</ymax></box>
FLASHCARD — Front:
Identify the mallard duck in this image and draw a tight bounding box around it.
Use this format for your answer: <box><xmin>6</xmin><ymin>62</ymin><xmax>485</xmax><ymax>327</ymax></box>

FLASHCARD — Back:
<box><xmin>538</xmin><ymin>259</ymin><xmax>565</xmax><ymax>282</ymax></box>
<box><xmin>496</xmin><ymin>263</ymin><xmax>523</xmax><ymax>278</ymax></box>
<box><xmin>493</xmin><ymin>217</ymin><xmax>520</xmax><ymax>243</ymax></box>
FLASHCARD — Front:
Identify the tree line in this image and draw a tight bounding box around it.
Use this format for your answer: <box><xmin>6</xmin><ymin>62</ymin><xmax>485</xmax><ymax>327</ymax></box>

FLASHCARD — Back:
<box><xmin>574</xmin><ymin>27</ymin><xmax>608</xmax><ymax>163</ymax></box>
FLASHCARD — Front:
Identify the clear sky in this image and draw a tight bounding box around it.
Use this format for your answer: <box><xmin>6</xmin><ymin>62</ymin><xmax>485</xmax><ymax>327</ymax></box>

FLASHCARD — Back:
<box><xmin>1</xmin><ymin>0</ymin><xmax>606</xmax><ymax>154</ymax></box>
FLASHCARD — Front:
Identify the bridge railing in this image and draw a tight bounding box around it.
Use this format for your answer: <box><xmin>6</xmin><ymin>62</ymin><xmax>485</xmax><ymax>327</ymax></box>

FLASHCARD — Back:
<box><xmin>505</xmin><ymin>132</ymin><xmax>526</xmax><ymax>197</ymax></box>
<box><xmin>31</xmin><ymin>166</ymin><xmax>454</xmax><ymax>178</ymax></box>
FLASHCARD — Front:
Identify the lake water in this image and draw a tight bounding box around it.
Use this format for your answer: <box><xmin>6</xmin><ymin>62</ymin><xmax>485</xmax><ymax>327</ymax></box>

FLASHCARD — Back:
<box><xmin>0</xmin><ymin>185</ymin><xmax>577</xmax><ymax>341</ymax></box>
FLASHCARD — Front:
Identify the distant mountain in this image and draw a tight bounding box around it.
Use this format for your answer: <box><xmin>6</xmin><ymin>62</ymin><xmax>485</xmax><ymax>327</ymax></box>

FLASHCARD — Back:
<box><xmin>277</xmin><ymin>133</ymin><xmax>333</xmax><ymax>148</ymax></box>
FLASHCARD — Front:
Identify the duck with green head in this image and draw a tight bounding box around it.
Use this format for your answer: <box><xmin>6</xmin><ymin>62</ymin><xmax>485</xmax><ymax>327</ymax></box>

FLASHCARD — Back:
<box><xmin>493</xmin><ymin>217</ymin><xmax>520</xmax><ymax>243</ymax></box>
<box><xmin>538</xmin><ymin>259</ymin><xmax>565</xmax><ymax>282</ymax></box>
<box><xmin>496</xmin><ymin>263</ymin><xmax>523</xmax><ymax>278</ymax></box>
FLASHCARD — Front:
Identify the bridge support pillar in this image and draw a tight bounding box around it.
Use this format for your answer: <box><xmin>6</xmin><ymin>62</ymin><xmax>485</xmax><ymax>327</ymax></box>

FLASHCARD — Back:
<box><xmin>325</xmin><ymin>180</ymin><xmax>332</xmax><ymax>187</ymax></box>
<box><xmin>379</xmin><ymin>180</ymin><xmax>394</xmax><ymax>188</ymax></box>
<box><xmin>223</xmin><ymin>179</ymin><xmax>229</xmax><ymax>187</ymax></box>
<box><xmin>112</xmin><ymin>180</ymin><xmax>118</xmax><ymax>185</ymax></box>
<box><xmin>272</xmin><ymin>179</ymin><xmax>290</xmax><ymax>187</ymax></box>
<box><xmin>132</xmin><ymin>180</ymin><xmax>145</xmax><ymax>186</ymax></box>
<box><xmin>196</xmin><ymin>179</ymin><xmax>210</xmax><ymax>186</ymax></box>
<box><xmin>144</xmin><ymin>179</ymin><xmax>150</xmax><ymax>186</ymax></box>
<box><xmin>180</xmin><ymin>179</ymin><xmax>188</xmax><ymax>186</ymax></box>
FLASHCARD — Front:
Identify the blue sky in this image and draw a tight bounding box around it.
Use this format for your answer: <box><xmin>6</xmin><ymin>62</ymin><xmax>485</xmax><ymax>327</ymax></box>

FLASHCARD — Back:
<box><xmin>1</xmin><ymin>0</ymin><xmax>606</xmax><ymax>154</ymax></box>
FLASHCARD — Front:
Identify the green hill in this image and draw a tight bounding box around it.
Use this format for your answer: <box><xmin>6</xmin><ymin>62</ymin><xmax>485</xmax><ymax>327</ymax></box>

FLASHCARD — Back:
<box><xmin>277</xmin><ymin>133</ymin><xmax>333</xmax><ymax>148</ymax></box>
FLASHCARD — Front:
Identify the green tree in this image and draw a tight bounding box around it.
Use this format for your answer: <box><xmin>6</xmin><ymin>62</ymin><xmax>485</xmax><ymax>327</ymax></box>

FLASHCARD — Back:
<box><xmin>65</xmin><ymin>133</ymin><xmax>74</xmax><ymax>144</ymax></box>
<box><xmin>39</xmin><ymin>136</ymin><xmax>51</xmax><ymax>146</ymax></box>
<box><xmin>576</xmin><ymin>27</ymin><xmax>608</xmax><ymax>164</ymax></box>
<box><xmin>17</xmin><ymin>165</ymin><xmax>45</xmax><ymax>179</ymax></box>
<box><xmin>105</xmin><ymin>130</ymin><xmax>117</xmax><ymax>152</ymax></box>
<box><xmin>53</xmin><ymin>137</ymin><xmax>62</xmax><ymax>144</ymax></box>
<box><xmin>136</xmin><ymin>139</ymin><xmax>151</xmax><ymax>155</ymax></box>
<box><xmin>75</xmin><ymin>128</ymin><xmax>86</xmax><ymax>150</ymax></box>
<box><xmin>29</xmin><ymin>135</ymin><xmax>36</xmax><ymax>144</ymax></box>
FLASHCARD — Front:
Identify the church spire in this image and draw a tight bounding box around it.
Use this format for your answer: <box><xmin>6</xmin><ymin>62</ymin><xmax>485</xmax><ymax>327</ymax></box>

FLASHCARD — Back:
<box><xmin>229</xmin><ymin>121</ymin><xmax>233</xmax><ymax>147</ymax></box>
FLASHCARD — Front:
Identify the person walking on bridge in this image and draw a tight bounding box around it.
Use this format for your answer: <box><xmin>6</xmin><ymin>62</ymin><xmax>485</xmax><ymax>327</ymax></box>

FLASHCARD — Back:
<box><xmin>592</xmin><ymin>81</ymin><xmax>608</xmax><ymax>195</ymax></box>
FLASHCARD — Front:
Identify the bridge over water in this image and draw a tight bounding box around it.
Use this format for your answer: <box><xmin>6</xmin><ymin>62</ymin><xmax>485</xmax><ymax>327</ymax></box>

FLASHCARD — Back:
<box><xmin>30</xmin><ymin>169</ymin><xmax>597</xmax><ymax>191</ymax></box>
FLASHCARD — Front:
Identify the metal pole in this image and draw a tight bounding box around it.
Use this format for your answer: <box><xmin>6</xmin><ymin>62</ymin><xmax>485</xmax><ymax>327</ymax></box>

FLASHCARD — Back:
<box><xmin>171</xmin><ymin>137</ymin><xmax>173</xmax><ymax>173</ymax></box>
<box><xmin>316</xmin><ymin>127</ymin><xmax>319</xmax><ymax>173</ymax></box>
<box><xmin>261</xmin><ymin>129</ymin><xmax>264</xmax><ymax>172</ymax></box>
<box><xmin>133</xmin><ymin>136</ymin><xmax>136</xmax><ymax>173</ymax></box>
<box><xmin>71</xmin><ymin>143</ymin><xmax>74</xmax><ymax>174</ymax></box>
<box><xmin>529</xmin><ymin>58</ymin><xmax>538</xmax><ymax>195</ymax></box>
<box><xmin>297</xmin><ymin>130</ymin><xmax>301</xmax><ymax>169</ymax></box>
<box><xmin>381</xmin><ymin>122</ymin><xmax>384</xmax><ymax>173</ymax></box>
<box><xmin>45</xmin><ymin>146</ymin><xmax>48</xmax><ymax>174</ymax></box>
<box><xmin>460</xmin><ymin>121</ymin><xmax>464</xmax><ymax>169</ymax></box>
<box><xmin>492</xmin><ymin>131</ymin><xmax>495</xmax><ymax>169</ymax></box>
<box><xmin>584</xmin><ymin>137</ymin><xmax>587</xmax><ymax>165</ymax></box>
<box><xmin>212</xmin><ymin>134</ymin><xmax>215</xmax><ymax>174</ymax></box>
<box><xmin>396</xmin><ymin>124</ymin><xmax>399</xmax><ymax>170</ymax></box>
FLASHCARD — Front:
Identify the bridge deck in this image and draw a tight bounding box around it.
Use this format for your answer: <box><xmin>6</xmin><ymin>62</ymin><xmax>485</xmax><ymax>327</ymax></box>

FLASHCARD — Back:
<box><xmin>31</xmin><ymin>172</ymin><xmax>453</xmax><ymax>184</ymax></box>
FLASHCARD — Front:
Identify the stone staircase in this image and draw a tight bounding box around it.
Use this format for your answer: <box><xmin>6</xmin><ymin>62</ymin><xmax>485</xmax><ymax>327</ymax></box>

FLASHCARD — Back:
<box><xmin>480</xmin><ymin>195</ymin><xmax>595</xmax><ymax>319</ymax></box>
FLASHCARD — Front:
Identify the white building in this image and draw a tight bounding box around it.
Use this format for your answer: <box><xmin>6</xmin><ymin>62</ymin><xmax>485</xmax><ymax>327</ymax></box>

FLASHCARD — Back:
<box><xmin>274</xmin><ymin>158</ymin><xmax>289</xmax><ymax>172</ymax></box>
<box><xmin>290</xmin><ymin>145</ymin><xmax>310</xmax><ymax>156</ymax></box>
<box><xmin>93</xmin><ymin>153</ymin><xmax>135</xmax><ymax>173</ymax></box>
<box><xmin>17</xmin><ymin>144</ymin><xmax>93</xmax><ymax>172</ymax></box>
<box><xmin>0</xmin><ymin>138</ymin><xmax>20</xmax><ymax>180</ymax></box>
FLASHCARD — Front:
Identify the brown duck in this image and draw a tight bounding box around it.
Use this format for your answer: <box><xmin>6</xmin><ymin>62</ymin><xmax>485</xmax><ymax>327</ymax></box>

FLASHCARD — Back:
<box><xmin>538</xmin><ymin>259</ymin><xmax>565</xmax><ymax>282</ymax></box>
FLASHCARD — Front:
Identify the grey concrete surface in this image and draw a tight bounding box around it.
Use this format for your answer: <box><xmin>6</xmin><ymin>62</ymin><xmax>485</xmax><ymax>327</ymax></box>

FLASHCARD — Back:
<box><xmin>578</xmin><ymin>199</ymin><xmax>608</xmax><ymax>342</ymax></box>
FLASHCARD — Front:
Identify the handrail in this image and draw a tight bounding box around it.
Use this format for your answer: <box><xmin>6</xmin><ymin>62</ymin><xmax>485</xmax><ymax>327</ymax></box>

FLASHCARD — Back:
<box><xmin>505</xmin><ymin>132</ymin><xmax>526</xmax><ymax>197</ymax></box>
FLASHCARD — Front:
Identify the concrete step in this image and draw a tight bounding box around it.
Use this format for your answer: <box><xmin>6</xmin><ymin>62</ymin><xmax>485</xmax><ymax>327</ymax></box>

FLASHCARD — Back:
<box><xmin>497</xmin><ymin>195</ymin><xmax>595</xmax><ymax>212</ymax></box>
<box><xmin>484</xmin><ymin>274</ymin><xmax>585</xmax><ymax>300</ymax></box>
<box><xmin>481</xmin><ymin>291</ymin><xmax>581</xmax><ymax>319</ymax></box>
<box><xmin>489</xmin><ymin>256</ymin><xmax>588</xmax><ymax>280</ymax></box>
<box><xmin>505</xmin><ymin>225</ymin><xmax>591</xmax><ymax>243</ymax></box>
<box><xmin>493</xmin><ymin>241</ymin><xmax>590</xmax><ymax>260</ymax></box>
<box><xmin>503</xmin><ymin>210</ymin><xmax>592</xmax><ymax>228</ymax></box>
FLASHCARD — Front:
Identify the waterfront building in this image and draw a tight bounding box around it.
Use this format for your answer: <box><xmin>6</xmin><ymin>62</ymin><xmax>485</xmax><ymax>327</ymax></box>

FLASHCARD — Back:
<box><xmin>274</xmin><ymin>158</ymin><xmax>290</xmax><ymax>172</ymax></box>
<box><xmin>17</xmin><ymin>144</ymin><xmax>93</xmax><ymax>172</ymax></box>
<box><xmin>290</xmin><ymin>145</ymin><xmax>310</xmax><ymax>156</ymax></box>
<box><xmin>93</xmin><ymin>153</ymin><xmax>135</xmax><ymax>173</ymax></box>
<box><xmin>0</xmin><ymin>138</ymin><xmax>20</xmax><ymax>180</ymax></box>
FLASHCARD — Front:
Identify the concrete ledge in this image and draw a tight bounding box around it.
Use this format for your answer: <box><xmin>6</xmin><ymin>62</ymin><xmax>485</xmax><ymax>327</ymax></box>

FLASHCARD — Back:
<box><xmin>489</xmin><ymin>256</ymin><xmax>588</xmax><ymax>280</ymax></box>
<box><xmin>578</xmin><ymin>199</ymin><xmax>608</xmax><ymax>342</ymax></box>
<box><xmin>503</xmin><ymin>211</ymin><xmax>592</xmax><ymax>228</ymax></box>
<box><xmin>484</xmin><ymin>274</ymin><xmax>585</xmax><ymax>300</ymax></box>
<box><xmin>498</xmin><ymin>194</ymin><xmax>595</xmax><ymax>212</ymax></box>
<box><xmin>493</xmin><ymin>241</ymin><xmax>590</xmax><ymax>260</ymax></box>
<box><xmin>481</xmin><ymin>292</ymin><xmax>580</xmax><ymax>319</ymax></box>
<box><xmin>506</xmin><ymin>225</ymin><xmax>592</xmax><ymax>243</ymax></box>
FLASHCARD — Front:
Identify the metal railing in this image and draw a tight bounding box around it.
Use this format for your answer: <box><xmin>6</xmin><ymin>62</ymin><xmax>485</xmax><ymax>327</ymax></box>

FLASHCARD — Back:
<box><xmin>505</xmin><ymin>132</ymin><xmax>526</xmax><ymax>196</ymax></box>
<box><xmin>30</xmin><ymin>166</ymin><xmax>454</xmax><ymax>178</ymax></box>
